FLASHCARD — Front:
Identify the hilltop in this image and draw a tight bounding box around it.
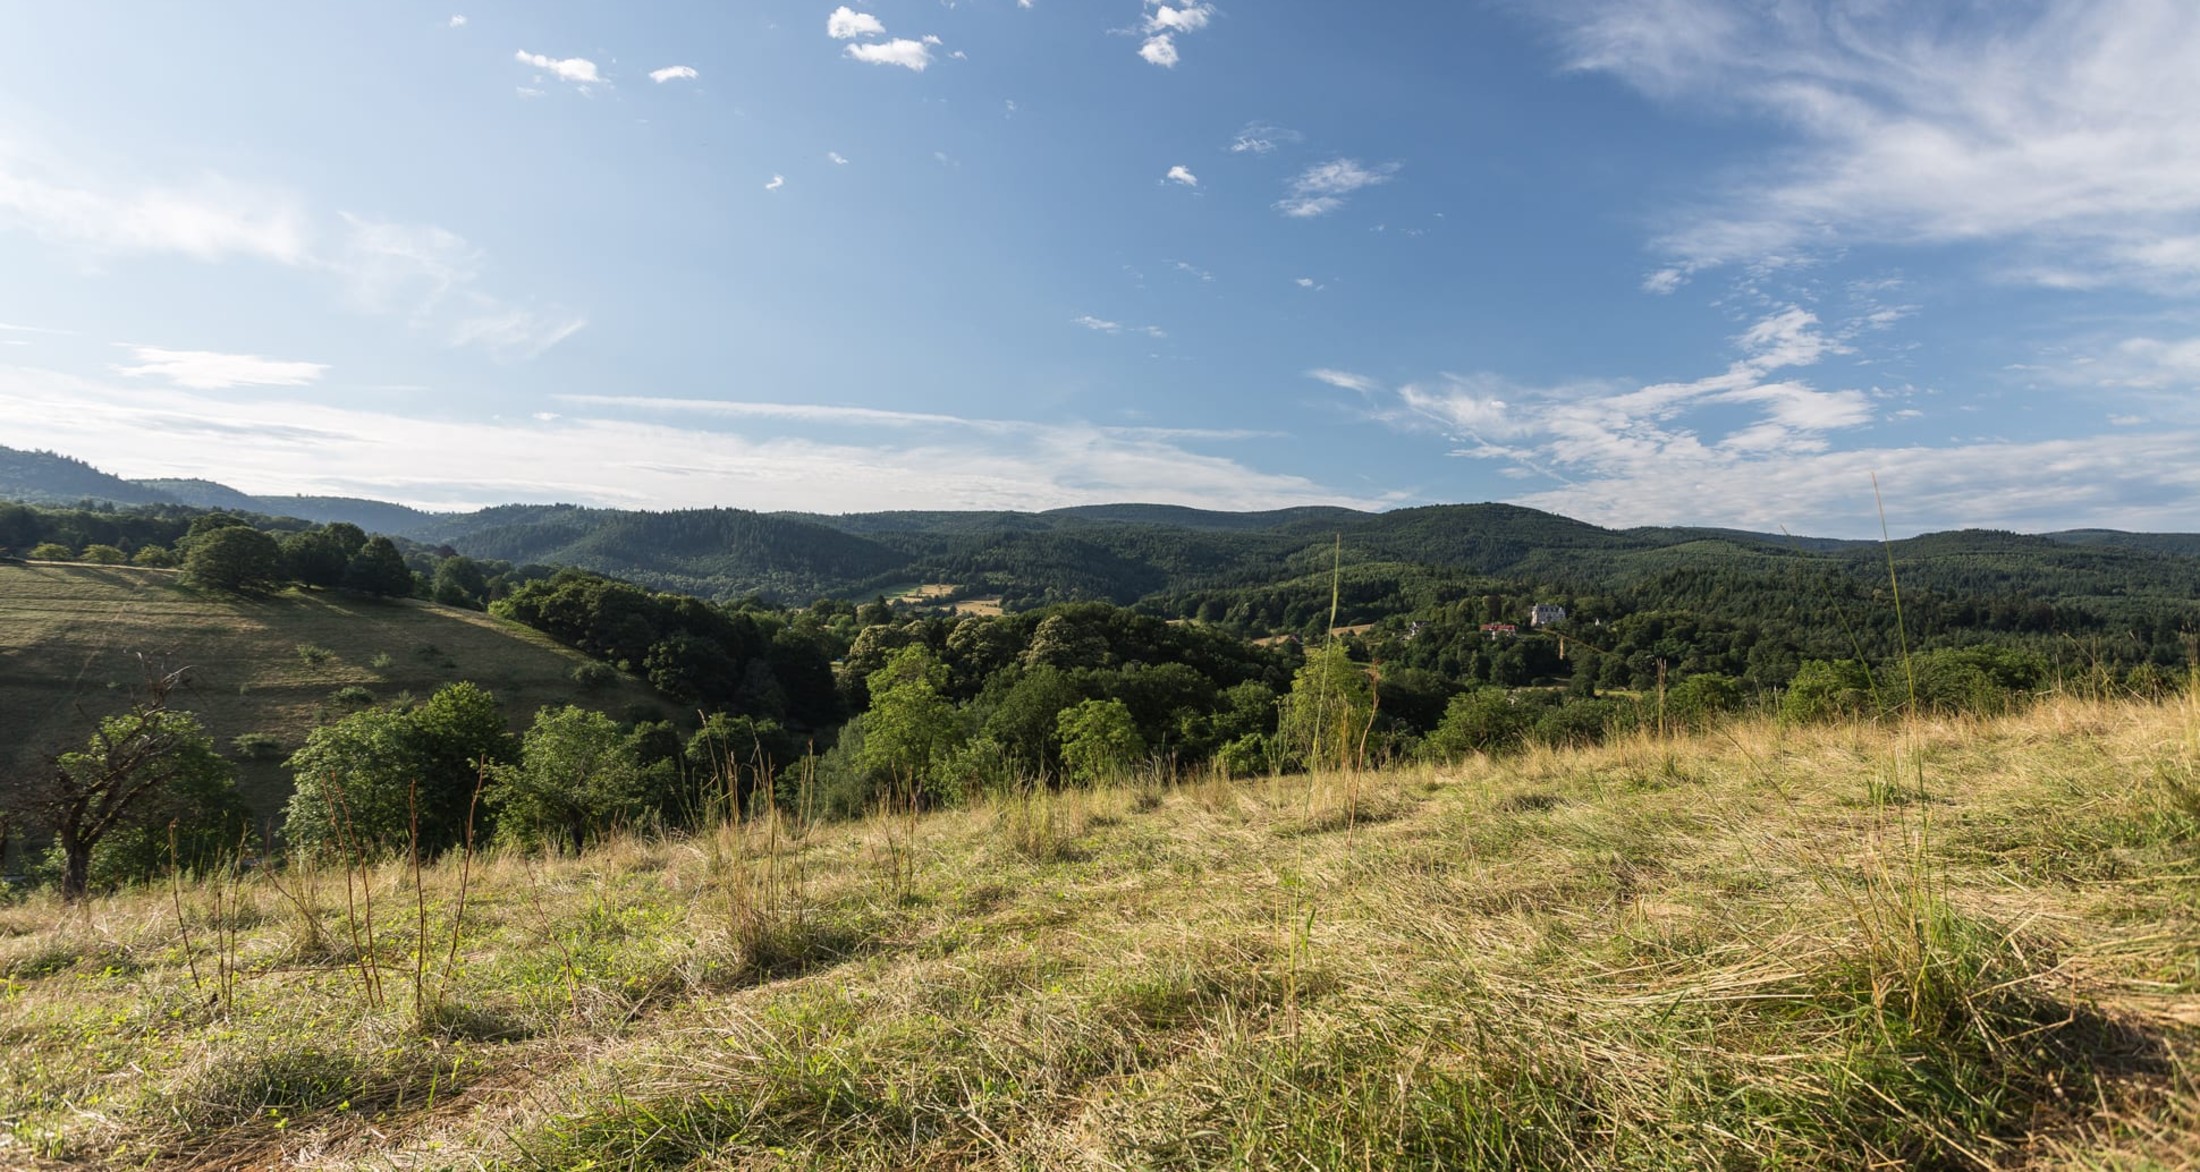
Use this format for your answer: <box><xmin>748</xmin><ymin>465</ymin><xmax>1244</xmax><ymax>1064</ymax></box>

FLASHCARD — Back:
<box><xmin>0</xmin><ymin>696</ymin><xmax>2193</xmax><ymax>1166</ymax></box>
<box><xmin>0</xmin><ymin>562</ymin><xmax>668</xmax><ymax>816</ymax></box>
<box><xmin>9</xmin><ymin>444</ymin><xmax>2200</xmax><ymax>612</ymax></box>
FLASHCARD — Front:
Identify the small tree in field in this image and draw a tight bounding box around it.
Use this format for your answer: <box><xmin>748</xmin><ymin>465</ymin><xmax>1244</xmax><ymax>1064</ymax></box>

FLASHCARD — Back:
<box><xmin>856</xmin><ymin>646</ymin><xmax>967</xmax><ymax>803</ymax></box>
<box><xmin>2</xmin><ymin>661</ymin><xmax>228</xmax><ymax>899</ymax></box>
<box><xmin>1278</xmin><ymin>643</ymin><xmax>1375</xmax><ymax>771</ymax></box>
<box><xmin>1057</xmin><ymin>698</ymin><xmax>1144</xmax><ymax>785</ymax></box>
<box><xmin>283</xmin><ymin>682</ymin><xmax>514</xmax><ymax>858</ymax></box>
<box><xmin>490</xmin><ymin>706</ymin><xmax>646</xmax><ymax>853</ymax></box>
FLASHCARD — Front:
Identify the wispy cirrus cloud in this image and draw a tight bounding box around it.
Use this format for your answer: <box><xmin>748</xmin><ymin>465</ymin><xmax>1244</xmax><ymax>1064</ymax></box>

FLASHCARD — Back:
<box><xmin>1074</xmin><ymin>314</ymin><xmax>1166</xmax><ymax>339</ymax></box>
<box><xmin>1276</xmin><ymin>159</ymin><xmax>1398</xmax><ymax>218</ymax></box>
<box><xmin>335</xmin><ymin>214</ymin><xmax>585</xmax><ymax>360</ymax></box>
<box><xmin>0</xmin><ymin>370</ymin><xmax>1361</xmax><ymax>514</ymax></box>
<box><xmin>112</xmin><ymin>345</ymin><xmax>328</xmax><ymax>390</ymax></box>
<box><xmin>1547</xmin><ymin>0</ymin><xmax>2200</xmax><ymax>290</ymax></box>
<box><xmin>0</xmin><ymin>146</ymin><xmax>312</xmax><ymax>264</ymax></box>
<box><xmin>1229</xmin><ymin>121</ymin><xmax>1301</xmax><ymax>155</ymax></box>
<box><xmin>0</xmin><ymin>136</ymin><xmax>581</xmax><ymax>361</ymax></box>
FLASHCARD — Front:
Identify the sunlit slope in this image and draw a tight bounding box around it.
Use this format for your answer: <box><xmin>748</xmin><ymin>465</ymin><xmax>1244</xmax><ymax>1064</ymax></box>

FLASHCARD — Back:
<box><xmin>2</xmin><ymin>696</ymin><xmax>2194</xmax><ymax>1167</ymax></box>
<box><xmin>0</xmin><ymin>562</ymin><xmax>664</xmax><ymax>812</ymax></box>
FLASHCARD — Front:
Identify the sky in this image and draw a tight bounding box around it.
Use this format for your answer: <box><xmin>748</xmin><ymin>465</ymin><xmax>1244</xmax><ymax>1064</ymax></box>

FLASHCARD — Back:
<box><xmin>3</xmin><ymin>1</ymin><xmax>2199</xmax><ymax>538</ymax></box>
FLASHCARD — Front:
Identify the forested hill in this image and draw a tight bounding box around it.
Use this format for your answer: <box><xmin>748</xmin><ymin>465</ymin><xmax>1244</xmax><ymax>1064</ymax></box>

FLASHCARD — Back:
<box><xmin>0</xmin><ymin>446</ymin><xmax>439</xmax><ymax>533</ymax></box>
<box><xmin>4</xmin><ymin>445</ymin><xmax>2199</xmax><ymax>627</ymax></box>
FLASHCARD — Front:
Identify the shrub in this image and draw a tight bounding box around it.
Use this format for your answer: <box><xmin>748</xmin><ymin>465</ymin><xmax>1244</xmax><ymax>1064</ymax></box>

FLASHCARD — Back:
<box><xmin>231</xmin><ymin>732</ymin><xmax>285</xmax><ymax>759</ymax></box>
<box><xmin>1783</xmin><ymin>659</ymin><xmax>1882</xmax><ymax>723</ymax></box>
<box><xmin>78</xmin><ymin>544</ymin><xmax>127</xmax><ymax>565</ymax></box>
<box><xmin>27</xmin><ymin>542</ymin><xmax>72</xmax><ymax>561</ymax></box>
<box><xmin>330</xmin><ymin>685</ymin><xmax>377</xmax><ymax>707</ymax></box>
<box><xmin>1424</xmin><ymin>689</ymin><xmax>1528</xmax><ymax>760</ymax></box>
<box><xmin>569</xmin><ymin>660</ymin><xmax>619</xmax><ymax>691</ymax></box>
<box><xmin>296</xmin><ymin>643</ymin><xmax>335</xmax><ymax>666</ymax></box>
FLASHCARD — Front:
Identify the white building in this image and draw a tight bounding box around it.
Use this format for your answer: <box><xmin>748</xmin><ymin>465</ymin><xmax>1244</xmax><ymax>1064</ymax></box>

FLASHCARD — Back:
<box><xmin>1528</xmin><ymin>603</ymin><xmax>1567</xmax><ymax>627</ymax></box>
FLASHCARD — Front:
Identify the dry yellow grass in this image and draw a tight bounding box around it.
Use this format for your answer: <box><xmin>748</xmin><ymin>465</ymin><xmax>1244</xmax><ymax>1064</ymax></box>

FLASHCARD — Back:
<box><xmin>2</xmin><ymin>695</ymin><xmax>2196</xmax><ymax>1168</ymax></box>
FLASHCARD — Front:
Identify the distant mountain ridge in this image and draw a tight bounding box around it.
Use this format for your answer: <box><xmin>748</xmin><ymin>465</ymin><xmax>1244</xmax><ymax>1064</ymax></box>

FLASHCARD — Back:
<box><xmin>0</xmin><ymin>447</ymin><xmax>443</xmax><ymax>534</ymax></box>
<box><xmin>5</xmin><ymin>443</ymin><xmax>2198</xmax><ymax>608</ymax></box>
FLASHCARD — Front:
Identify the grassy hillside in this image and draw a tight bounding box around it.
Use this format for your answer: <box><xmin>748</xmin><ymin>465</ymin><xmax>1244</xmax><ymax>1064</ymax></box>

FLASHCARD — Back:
<box><xmin>2</xmin><ymin>697</ymin><xmax>2194</xmax><ymax>1167</ymax></box>
<box><xmin>0</xmin><ymin>563</ymin><xmax>668</xmax><ymax>817</ymax></box>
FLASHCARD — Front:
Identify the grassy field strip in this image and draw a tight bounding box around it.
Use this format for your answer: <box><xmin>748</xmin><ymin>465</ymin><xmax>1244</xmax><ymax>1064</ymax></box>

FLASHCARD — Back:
<box><xmin>1</xmin><ymin>695</ymin><xmax>2196</xmax><ymax>1168</ymax></box>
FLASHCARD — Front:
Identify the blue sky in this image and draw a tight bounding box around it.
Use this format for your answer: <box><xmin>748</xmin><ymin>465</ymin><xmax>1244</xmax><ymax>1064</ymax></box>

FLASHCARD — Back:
<box><xmin>2</xmin><ymin>1</ymin><xmax>2197</xmax><ymax>537</ymax></box>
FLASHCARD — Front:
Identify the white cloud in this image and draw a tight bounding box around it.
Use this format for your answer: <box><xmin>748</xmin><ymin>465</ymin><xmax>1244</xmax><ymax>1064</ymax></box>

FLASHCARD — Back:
<box><xmin>1295</xmin><ymin>277</ymin><xmax>1320</xmax><ymax>290</ymax></box>
<box><xmin>112</xmin><ymin>346</ymin><xmax>328</xmax><ymax>391</ymax></box>
<box><xmin>1165</xmin><ymin>164</ymin><xmax>1198</xmax><ymax>187</ymax></box>
<box><xmin>828</xmin><ymin>152</ymin><xmax>848</xmax><ymax>165</ymax></box>
<box><xmin>1229</xmin><ymin>122</ymin><xmax>1301</xmax><ymax>154</ymax></box>
<box><xmin>921</xmin><ymin>34</ymin><xmax>942</xmax><ymax>45</ymax></box>
<box><xmin>336</xmin><ymin>214</ymin><xmax>585</xmax><ymax>360</ymax></box>
<box><xmin>1074</xmin><ymin>315</ymin><xmax>1165</xmax><ymax>338</ymax></box>
<box><xmin>827</xmin><ymin>6</ymin><xmax>887</xmax><ymax>39</ymax></box>
<box><xmin>1641</xmin><ymin>267</ymin><xmax>1687</xmax><ymax>295</ymax></box>
<box><xmin>764</xmin><ymin>174</ymin><xmax>785</xmax><ymax>191</ymax></box>
<box><xmin>1137</xmin><ymin>3</ymin><xmax>1215</xmax><ymax>67</ymax></box>
<box><xmin>0</xmin><ymin>139</ymin><xmax>580</xmax><ymax>362</ymax></box>
<box><xmin>0</xmin><ymin>151</ymin><xmax>313</xmax><ymax>264</ymax></box>
<box><xmin>845</xmin><ymin>39</ymin><xmax>933</xmax><ymax>71</ymax></box>
<box><xmin>448</xmin><ymin>15</ymin><xmax>467</xmax><ymax>28</ymax></box>
<box><xmin>444</xmin><ymin>300</ymin><xmax>586</xmax><ymax>361</ymax></box>
<box><xmin>1346</xmin><ymin>306</ymin><xmax>2027</xmax><ymax>532</ymax></box>
<box><xmin>650</xmin><ymin>65</ymin><xmax>699</xmax><ymax>83</ymax></box>
<box><xmin>1276</xmin><ymin>158</ymin><xmax>1398</xmax><ymax>218</ymax></box>
<box><xmin>514</xmin><ymin>50</ymin><xmax>601</xmax><ymax>85</ymax></box>
<box><xmin>1549</xmin><ymin>1</ymin><xmax>2200</xmax><ymax>289</ymax></box>
<box><xmin>1170</xmin><ymin>260</ymin><xmax>1213</xmax><ymax>282</ymax></box>
<box><xmin>1308</xmin><ymin>368</ymin><xmax>1382</xmax><ymax>394</ymax></box>
<box><xmin>0</xmin><ymin>370</ymin><xmax>1376</xmax><ymax>515</ymax></box>
<box><xmin>1145</xmin><ymin>3</ymin><xmax>1212</xmax><ymax>33</ymax></box>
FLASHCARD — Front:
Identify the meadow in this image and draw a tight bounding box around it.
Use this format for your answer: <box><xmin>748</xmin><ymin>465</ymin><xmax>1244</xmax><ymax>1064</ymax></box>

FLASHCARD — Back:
<box><xmin>0</xmin><ymin>563</ymin><xmax>662</xmax><ymax>814</ymax></box>
<box><xmin>3</xmin><ymin>693</ymin><xmax>2196</xmax><ymax>1169</ymax></box>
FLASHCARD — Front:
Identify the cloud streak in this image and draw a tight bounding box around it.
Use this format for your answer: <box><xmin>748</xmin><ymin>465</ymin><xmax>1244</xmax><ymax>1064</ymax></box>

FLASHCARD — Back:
<box><xmin>1276</xmin><ymin>159</ymin><xmax>1398</xmax><ymax>218</ymax></box>
<box><xmin>1548</xmin><ymin>0</ymin><xmax>2200</xmax><ymax>289</ymax></box>
<box><xmin>0</xmin><ymin>369</ymin><xmax>1366</xmax><ymax>514</ymax></box>
<box><xmin>111</xmin><ymin>346</ymin><xmax>328</xmax><ymax>391</ymax></box>
<box><xmin>0</xmin><ymin>144</ymin><xmax>582</xmax><ymax>361</ymax></box>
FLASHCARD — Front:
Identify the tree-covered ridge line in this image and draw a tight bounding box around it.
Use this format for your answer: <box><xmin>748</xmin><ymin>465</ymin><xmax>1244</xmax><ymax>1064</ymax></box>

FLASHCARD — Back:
<box><xmin>11</xmin><ymin>442</ymin><xmax>2200</xmax><ymax>607</ymax></box>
